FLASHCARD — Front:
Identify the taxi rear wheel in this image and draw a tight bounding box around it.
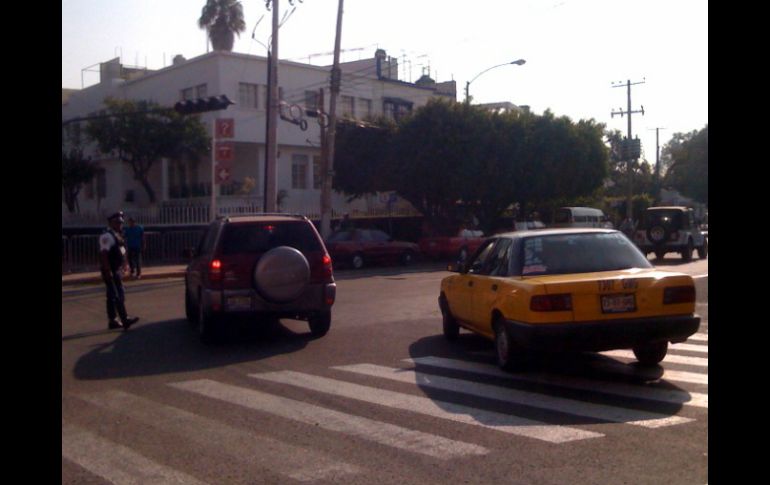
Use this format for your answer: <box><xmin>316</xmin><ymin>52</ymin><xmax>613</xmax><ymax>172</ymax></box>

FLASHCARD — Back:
<box><xmin>494</xmin><ymin>319</ymin><xmax>529</xmax><ymax>371</ymax></box>
<box><xmin>632</xmin><ymin>341</ymin><xmax>668</xmax><ymax>365</ymax></box>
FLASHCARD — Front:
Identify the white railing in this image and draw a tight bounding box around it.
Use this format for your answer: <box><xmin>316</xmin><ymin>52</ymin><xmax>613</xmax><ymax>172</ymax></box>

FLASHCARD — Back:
<box><xmin>62</xmin><ymin>197</ymin><xmax>422</xmax><ymax>227</ymax></box>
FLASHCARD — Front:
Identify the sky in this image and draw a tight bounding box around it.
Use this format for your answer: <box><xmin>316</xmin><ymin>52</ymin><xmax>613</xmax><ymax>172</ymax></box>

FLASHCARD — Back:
<box><xmin>62</xmin><ymin>0</ymin><xmax>707</xmax><ymax>165</ymax></box>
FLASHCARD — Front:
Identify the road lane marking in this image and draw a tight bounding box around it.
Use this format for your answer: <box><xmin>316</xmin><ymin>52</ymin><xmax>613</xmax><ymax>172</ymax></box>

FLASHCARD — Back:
<box><xmin>250</xmin><ymin>371</ymin><xmax>602</xmax><ymax>443</ymax></box>
<box><xmin>171</xmin><ymin>379</ymin><xmax>489</xmax><ymax>458</ymax></box>
<box><xmin>62</xmin><ymin>422</ymin><xmax>209</xmax><ymax>485</ymax></box>
<box><xmin>602</xmin><ymin>350</ymin><xmax>708</xmax><ymax>368</ymax></box>
<box><xmin>78</xmin><ymin>390</ymin><xmax>360</xmax><ymax>482</ymax></box>
<box><xmin>402</xmin><ymin>357</ymin><xmax>706</xmax><ymax>409</ymax></box>
<box><xmin>333</xmin><ymin>364</ymin><xmax>693</xmax><ymax>428</ymax></box>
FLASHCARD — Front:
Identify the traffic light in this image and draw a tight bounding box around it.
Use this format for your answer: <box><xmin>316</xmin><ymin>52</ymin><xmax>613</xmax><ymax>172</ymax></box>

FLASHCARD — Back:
<box><xmin>174</xmin><ymin>95</ymin><xmax>234</xmax><ymax>115</ymax></box>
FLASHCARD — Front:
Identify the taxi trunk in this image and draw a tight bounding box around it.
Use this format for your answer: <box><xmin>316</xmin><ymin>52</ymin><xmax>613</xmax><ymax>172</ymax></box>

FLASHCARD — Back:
<box><xmin>525</xmin><ymin>269</ymin><xmax>696</xmax><ymax>323</ymax></box>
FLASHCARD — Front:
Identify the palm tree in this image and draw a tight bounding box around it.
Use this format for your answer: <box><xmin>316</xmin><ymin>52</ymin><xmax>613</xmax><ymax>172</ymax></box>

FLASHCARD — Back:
<box><xmin>198</xmin><ymin>0</ymin><xmax>246</xmax><ymax>52</ymax></box>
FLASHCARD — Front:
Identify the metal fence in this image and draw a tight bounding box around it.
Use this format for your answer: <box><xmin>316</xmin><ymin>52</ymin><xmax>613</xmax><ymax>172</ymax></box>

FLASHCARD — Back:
<box><xmin>62</xmin><ymin>229</ymin><xmax>204</xmax><ymax>274</ymax></box>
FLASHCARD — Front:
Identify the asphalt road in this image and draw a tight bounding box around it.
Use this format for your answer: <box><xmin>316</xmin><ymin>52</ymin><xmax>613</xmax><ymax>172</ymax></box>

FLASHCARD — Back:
<box><xmin>62</xmin><ymin>258</ymin><xmax>708</xmax><ymax>485</ymax></box>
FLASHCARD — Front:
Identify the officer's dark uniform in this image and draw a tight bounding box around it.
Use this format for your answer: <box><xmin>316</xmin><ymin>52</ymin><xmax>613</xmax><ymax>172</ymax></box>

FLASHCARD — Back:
<box><xmin>101</xmin><ymin>212</ymin><xmax>139</xmax><ymax>330</ymax></box>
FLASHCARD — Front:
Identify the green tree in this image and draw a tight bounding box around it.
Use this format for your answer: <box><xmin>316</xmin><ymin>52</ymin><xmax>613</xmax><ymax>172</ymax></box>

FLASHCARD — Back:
<box><xmin>61</xmin><ymin>146</ymin><xmax>97</xmax><ymax>213</ymax></box>
<box><xmin>334</xmin><ymin>99</ymin><xmax>609</xmax><ymax>235</ymax></box>
<box><xmin>198</xmin><ymin>0</ymin><xmax>246</xmax><ymax>52</ymax></box>
<box><xmin>86</xmin><ymin>98</ymin><xmax>209</xmax><ymax>204</ymax></box>
<box><xmin>661</xmin><ymin>125</ymin><xmax>708</xmax><ymax>204</ymax></box>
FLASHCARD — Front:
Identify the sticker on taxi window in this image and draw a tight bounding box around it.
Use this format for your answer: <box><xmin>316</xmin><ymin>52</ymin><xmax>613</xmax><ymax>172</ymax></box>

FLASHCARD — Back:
<box><xmin>522</xmin><ymin>264</ymin><xmax>547</xmax><ymax>275</ymax></box>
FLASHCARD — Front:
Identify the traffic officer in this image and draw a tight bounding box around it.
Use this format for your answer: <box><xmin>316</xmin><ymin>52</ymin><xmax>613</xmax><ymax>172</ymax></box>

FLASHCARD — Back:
<box><xmin>99</xmin><ymin>211</ymin><xmax>139</xmax><ymax>331</ymax></box>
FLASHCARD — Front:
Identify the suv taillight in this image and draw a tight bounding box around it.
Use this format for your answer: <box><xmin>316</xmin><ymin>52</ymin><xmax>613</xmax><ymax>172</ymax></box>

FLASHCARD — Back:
<box><xmin>311</xmin><ymin>253</ymin><xmax>334</xmax><ymax>282</ymax></box>
<box><xmin>209</xmin><ymin>259</ymin><xmax>223</xmax><ymax>283</ymax></box>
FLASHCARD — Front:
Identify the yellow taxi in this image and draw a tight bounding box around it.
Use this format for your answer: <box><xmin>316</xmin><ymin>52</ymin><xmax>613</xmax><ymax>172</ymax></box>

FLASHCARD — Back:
<box><xmin>439</xmin><ymin>229</ymin><xmax>700</xmax><ymax>370</ymax></box>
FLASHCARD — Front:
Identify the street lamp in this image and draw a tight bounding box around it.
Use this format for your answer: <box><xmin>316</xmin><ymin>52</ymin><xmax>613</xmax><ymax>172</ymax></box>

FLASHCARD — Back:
<box><xmin>465</xmin><ymin>59</ymin><xmax>526</xmax><ymax>104</ymax></box>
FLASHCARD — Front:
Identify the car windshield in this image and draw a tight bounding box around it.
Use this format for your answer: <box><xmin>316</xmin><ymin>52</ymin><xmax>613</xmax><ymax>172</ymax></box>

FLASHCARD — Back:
<box><xmin>519</xmin><ymin>232</ymin><xmax>652</xmax><ymax>276</ymax></box>
<box><xmin>220</xmin><ymin>221</ymin><xmax>322</xmax><ymax>255</ymax></box>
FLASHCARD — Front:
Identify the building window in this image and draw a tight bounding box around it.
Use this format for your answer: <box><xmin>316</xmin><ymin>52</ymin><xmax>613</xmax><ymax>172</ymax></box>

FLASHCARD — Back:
<box><xmin>305</xmin><ymin>90</ymin><xmax>320</xmax><ymax>110</ymax></box>
<box><xmin>239</xmin><ymin>83</ymin><xmax>259</xmax><ymax>109</ymax></box>
<box><xmin>195</xmin><ymin>84</ymin><xmax>207</xmax><ymax>98</ymax></box>
<box><xmin>383</xmin><ymin>98</ymin><xmax>412</xmax><ymax>121</ymax></box>
<box><xmin>181</xmin><ymin>87</ymin><xmax>194</xmax><ymax>101</ymax></box>
<box><xmin>358</xmin><ymin>98</ymin><xmax>372</xmax><ymax>119</ymax></box>
<box><xmin>340</xmin><ymin>95</ymin><xmax>355</xmax><ymax>118</ymax></box>
<box><xmin>292</xmin><ymin>154</ymin><xmax>309</xmax><ymax>189</ymax></box>
<box><xmin>313</xmin><ymin>156</ymin><xmax>322</xmax><ymax>189</ymax></box>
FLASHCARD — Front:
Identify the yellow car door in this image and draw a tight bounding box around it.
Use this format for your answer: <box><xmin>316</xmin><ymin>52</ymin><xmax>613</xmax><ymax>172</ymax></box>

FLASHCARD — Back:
<box><xmin>450</xmin><ymin>239</ymin><xmax>497</xmax><ymax>328</ymax></box>
<box><xmin>470</xmin><ymin>238</ymin><xmax>514</xmax><ymax>337</ymax></box>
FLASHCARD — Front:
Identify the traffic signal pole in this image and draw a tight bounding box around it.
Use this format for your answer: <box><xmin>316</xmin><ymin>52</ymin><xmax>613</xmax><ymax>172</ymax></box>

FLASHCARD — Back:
<box><xmin>611</xmin><ymin>79</ymin><xmax>645</xmax><ymax>221</ymax></box>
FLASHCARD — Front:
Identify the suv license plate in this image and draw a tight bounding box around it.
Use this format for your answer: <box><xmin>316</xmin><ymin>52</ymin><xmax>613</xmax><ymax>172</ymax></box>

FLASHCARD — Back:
<box><xmin>227</xmin><ymin>296</ymin><xmax>252</xmax><ymax>311</ymax></box>
<box><xmin>601</xmin><ymin>294</ymin><xmax>636</xmax><ymax>313</ymax></box>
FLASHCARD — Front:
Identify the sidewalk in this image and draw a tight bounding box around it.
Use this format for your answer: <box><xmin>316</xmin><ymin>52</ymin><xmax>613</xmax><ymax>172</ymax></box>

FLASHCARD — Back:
<box><xmin>62</xmin><ymin>265</ymin><xmax>187</xmax><ymax>287</ymax></box>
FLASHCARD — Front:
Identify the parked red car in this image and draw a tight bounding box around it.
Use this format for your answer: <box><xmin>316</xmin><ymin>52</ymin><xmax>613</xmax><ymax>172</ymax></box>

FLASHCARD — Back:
<box><xmin>419</xmin><ymin>229</ymin><xmax>486</xmax><ymax>262</ymax></box>
<box><xmin>325</xmin><ymin>229</ymin><xmax>420</xmax><ymax>269</ymax></box>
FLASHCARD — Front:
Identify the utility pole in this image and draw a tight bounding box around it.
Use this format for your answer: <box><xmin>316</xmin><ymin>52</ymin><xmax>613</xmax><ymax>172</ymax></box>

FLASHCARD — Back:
<box><xmin>264</xmin><ymin>0</ymin><xmax>280</xmax><ymax>212</ymax></box>
<box><xmin>611</xmin><ymin>79</ymin><xmax>645</xmax><ymax>222</ymax></box>
<box><xmin>649</xmin><ymin>127</ymin><xmax>666</xmax><ymax>204</ymax></box>
<box><xmin>320</xmin><ymin>0</ymin><xmax>344</xmax><ymax>238</ymax></box>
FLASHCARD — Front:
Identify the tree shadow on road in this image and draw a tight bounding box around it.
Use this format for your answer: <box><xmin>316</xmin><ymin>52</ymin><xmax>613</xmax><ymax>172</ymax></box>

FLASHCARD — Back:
<box><xmin>72</xmin><ymin>317</ymin><xmax>314</xmax><ymax>381</ymax></box>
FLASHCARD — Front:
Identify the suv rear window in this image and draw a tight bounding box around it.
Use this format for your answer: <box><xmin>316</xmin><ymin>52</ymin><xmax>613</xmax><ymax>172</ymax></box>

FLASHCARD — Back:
<box><xmin>220</xmin><ymin>221</ymin><xmax>322</xmax><ymax>255</ymax></box>
<box><xmin>644</xmin><ymin>209</ymin><xmax>684</xmax><ymax>227</ymax></box>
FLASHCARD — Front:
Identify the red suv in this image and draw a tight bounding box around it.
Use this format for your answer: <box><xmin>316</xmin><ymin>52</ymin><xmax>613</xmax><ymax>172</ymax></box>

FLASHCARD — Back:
<box><xmin>184</xmin><ymin>214</ymin><xmax>336</xmax><ymax>343</ymax></box>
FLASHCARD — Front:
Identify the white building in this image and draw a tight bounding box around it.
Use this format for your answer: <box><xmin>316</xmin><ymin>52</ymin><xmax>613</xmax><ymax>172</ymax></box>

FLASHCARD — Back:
<box><xmin>62</xmin><ymin>49</ymin><xmax>456</xmax><ymax>225</ymax></box>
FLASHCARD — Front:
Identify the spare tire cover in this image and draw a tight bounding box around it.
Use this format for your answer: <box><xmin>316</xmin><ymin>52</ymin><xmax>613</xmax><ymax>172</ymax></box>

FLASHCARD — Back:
<box><xmin>647</xmin><ymin>225</ymin><xmax>669</xmax><ymax>245</ymax></box>
<box><xmin>254</xmin><ymin>246</ymin><xmax>310</xmax><ymax>303</ymax></box>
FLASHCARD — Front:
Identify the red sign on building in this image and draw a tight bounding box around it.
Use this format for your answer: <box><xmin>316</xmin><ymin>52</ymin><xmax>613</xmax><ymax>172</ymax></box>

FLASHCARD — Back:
<box><xmin>216</xmin><ymin>118</ymin><xmax>235</xmax><ymax>139</ymax></box>
<box><xmin>215</xmin><ymin>142</ymin><xmax>234</xmax><ymax>162</ymax></box>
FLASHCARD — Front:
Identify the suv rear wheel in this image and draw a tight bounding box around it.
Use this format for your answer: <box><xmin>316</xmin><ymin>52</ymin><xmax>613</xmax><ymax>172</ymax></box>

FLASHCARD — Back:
<box><xmin>308</xmin><ymin>311</ymin><xmax>331</xmax><ymax>337</ymax></box>
<box><xmin>198</xmin><ymin>295</ymin><xmax>217</xmax><ymax>344</ymax></box>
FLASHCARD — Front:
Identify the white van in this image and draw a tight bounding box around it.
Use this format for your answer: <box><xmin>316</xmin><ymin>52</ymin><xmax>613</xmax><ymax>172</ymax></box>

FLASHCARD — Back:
<box><xmin>552</xmin><ymin>207</ymin><xmax>610</xmax><ymax>228</ymax></box>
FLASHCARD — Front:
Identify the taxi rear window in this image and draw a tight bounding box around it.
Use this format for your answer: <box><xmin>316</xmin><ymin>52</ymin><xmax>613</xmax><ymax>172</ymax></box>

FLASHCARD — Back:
<box><xmin>519</xmin><ymin>233</ymin><xmax>652</xmax><ymax>276</ymax></box>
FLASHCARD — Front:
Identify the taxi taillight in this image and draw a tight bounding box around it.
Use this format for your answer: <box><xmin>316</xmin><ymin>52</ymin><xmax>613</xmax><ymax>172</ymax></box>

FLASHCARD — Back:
<box><xmin>663</xmin><ymin>286</ymin><xmax>695</xmax><ymax>304</ymax></box>
<box><xmin>530</xmin><ymin>294</ymin><xmax>573</xmax><ymax>312</ymax></box>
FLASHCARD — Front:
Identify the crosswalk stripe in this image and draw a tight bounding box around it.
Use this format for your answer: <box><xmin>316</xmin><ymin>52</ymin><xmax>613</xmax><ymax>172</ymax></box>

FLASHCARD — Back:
<box><xmin>250</xmin><ymin>371</ymin><xmax>602</xmax><ymax>443</ymax></box>
<box><xmin>333</xmin><ymin>364</ymin><xmax>694</xmax><ymax>428</ymax></box>
<box><xmin>688</xmin><ymin>333</ymin><xmax>708</xmax><ymax>343</ymax></box>
<box><xmin>590</xmin><ymin>360</ymin><xmax>708</xmax><ymax>386</ymax></box>
<box><xmin>602</xmin><ymin>350</ymin><xmax>708</xmax><ymax>368</ymax></box>
<box><xmin>402</xmin><ymin>357</ymin><xmax>707</xmax><ymax>409</ymax></box>
<box><xmin>671</xmin><ymin>343</ymin><xmax>708</xmax><ymax>354</ymax></box>
<box><xmin>62</xmin><ymin>422</ymin><xmax>209</xmax><ymax>485</ymax></box>
<box><xmin>171</xmin><ymin>379</ymin><xmax>489</xmax><ymax>458</ymax></box>
<box><xmin>77</xmin><ymin>391</ymin><xmax>361</xmax><ymax>482</ymax></box>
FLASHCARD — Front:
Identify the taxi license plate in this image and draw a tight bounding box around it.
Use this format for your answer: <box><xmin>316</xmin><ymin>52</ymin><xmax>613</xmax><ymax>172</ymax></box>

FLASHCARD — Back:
<box><xmin>601</xmin><ymin>294</ymin><xmax>636</xmax><ymax>314</ymax></box>
<box><xmin>227</xmin><ymin>296</ymin><xmax>252</xmax><ymax>311</ymax></box>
